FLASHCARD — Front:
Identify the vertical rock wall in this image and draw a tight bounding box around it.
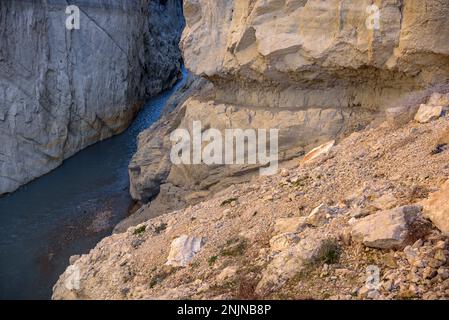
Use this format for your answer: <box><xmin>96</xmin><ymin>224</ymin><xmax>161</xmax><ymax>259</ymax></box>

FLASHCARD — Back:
<box><xmin>0</xmin><ymin>0</ymin><xmax>184</xmax><ymax>194</ymax></box>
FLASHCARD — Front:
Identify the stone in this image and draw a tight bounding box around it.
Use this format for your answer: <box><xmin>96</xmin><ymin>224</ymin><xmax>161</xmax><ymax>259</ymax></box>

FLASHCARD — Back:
<box><xmin>216</xmin><ymin>266</ymin><xmax>238</xmax><ymax>283</ymax></box>
<box><xmin>434</xmin><ymin>249</ymin><xmax>447</xmax><ymax>263</ymax></box>
<box><xmin>422</xmin><ymin>267</ymin><xmax>437</xmax><ymax>280</ymax></box>
<box><xmin>351</xmin><ymin>205</ymin><xmax>422</xmax><ymax>250</ymax></box>
<box><xmin>69</xmin><ymin>255</ymin><xmax>81</xmax><ymax>265</ymax></box>
<box><xmin>300</xmin><ymin>141</ymin><xmax>335</xmax><ymax>165</ymax></box>
<box><xmin>269</xmin><ymin>233</ymin><xmax>300</xmax><ymax>252</ymax></box>
<box><xmin>438</xmin><ymin>268</ymin><xmax>449</xmax><ymax>280</ymax></box>
<box><xmin>373</xmin><ymin>194</ymin><xmax>398</xmax><ymax>211</ymax></box>
<box><xmin>273</xmin><ymin>217</ymin><xmax>307</xmax><ymax>234</ymax></box>
<box><xmin>280</xmin><ymin>168</ymin><xmax>289</xmax><ymax>177</ymax></box>
<box><xmin>414</xmin><ymin>104</ymin><xmax>444</xmax><ymax>123</ymax></box>
<box><xmin>256</xmin><ymin>234</ymin><xmax>330</xmax><ymax>293</ymax></box>
<box><xmin>166</xmin><ymin>235</ymin><xmax>205</xmax><ymax>267</ymax></box>
<box><xmin>428</xmin><ymin>92</ymin><xmax>449</xmax><ymax>107</ymax></box>
<box><xmin>423</xmin><ymin>180</ymin><xmax>449</xmax><ymax>235</ymax></box>
<box><xmin>0</xmin><ymin>0</ymin><xmax>184</xmax><ymax>194</ymax></box>
<box><xmin>306</xmin><ymin>204</ymin><xmax>331</xmax><ymax>227</ymax></box>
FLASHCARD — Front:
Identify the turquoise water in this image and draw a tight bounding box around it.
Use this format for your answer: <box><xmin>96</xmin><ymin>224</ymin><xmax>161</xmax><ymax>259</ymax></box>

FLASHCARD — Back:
<box><xmin>0</xmin><ymin>68</ymin><xmax>186</xmax><ymax>299</ymax></box>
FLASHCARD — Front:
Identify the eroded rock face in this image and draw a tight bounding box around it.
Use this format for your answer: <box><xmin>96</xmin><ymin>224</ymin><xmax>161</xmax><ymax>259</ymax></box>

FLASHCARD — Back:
<box><xmin>0</xmin><ymin>0</ymin><xmax>184</xmax><ymax>194</ymax></box>
<box><xmin>181</xmin><ymin>0</ymin><xmax>449</xmax><ymax>110</ymax></box>
<box><xmin>129</xmin><ymin>97</ymin><xmax>373</xmax><ymax>202</ymax></box>
<box><xmin>128</xmin><ymin>0</ymin><xmax>449</xmax><ymax>206</ymax></box>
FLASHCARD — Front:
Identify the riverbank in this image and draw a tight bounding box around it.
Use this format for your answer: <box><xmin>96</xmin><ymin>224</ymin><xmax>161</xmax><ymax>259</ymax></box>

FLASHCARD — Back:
<box><xmin>0</xmin><ymin>68</ymin><xmax>187</xmax><ymax>299</ymax></box>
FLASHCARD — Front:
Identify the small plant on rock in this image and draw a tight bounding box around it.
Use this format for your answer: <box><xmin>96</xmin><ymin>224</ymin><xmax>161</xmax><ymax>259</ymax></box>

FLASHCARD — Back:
<box><xmin>208</xmin><ymin>255</ymin><xmax>218</xmax><ymax>266</ymax></box>
<box><xmin>317</xmin><ymin>239</ymin><xmax>342</xmax><ymax>265</ymax></box>
<box><xmin>133</xmin><ymin>225</ymin><xmax>147</xmax><ymax>236</ymax></box>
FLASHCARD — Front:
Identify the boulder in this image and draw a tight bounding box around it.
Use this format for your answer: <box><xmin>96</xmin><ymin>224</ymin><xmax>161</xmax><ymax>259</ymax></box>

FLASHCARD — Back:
<box><xmin>256</xmin><ymin>233</ymin><xmax>330</xmax><ymax>294</ymax></box>
<box><xmin>269</xmin><ymin>233</ymin><xmax>300</xmax><ymax>252</ymax></box>
<box><xmin>423</xmin><ymin>180</ymin><xmax>449</xmax><ymax>235</ymax></box>
<box><xmin>414</xmin><ymin>104</ymin><xmax>444</xmax><ymax>123</ymax></box>
<box><xmin>166</xmin><ymin>235</ymin><xmax>205</xmax><ymax>267</ymax></box>
<box><xmin>300</xmin><ymin>141</ymin><xmax>335</xmax><ymax>166</ymax></box>
<box><xmin>306</xmin><ymin>204</ymin><xmax>332</xmax><ymax>227</ymax></box>
<box><xmin>274</xmin><ymin>217</ymin><xmax>307</xmax><ymax>234</ymax></box>
<box><xmin>351</xmin><ymin>205</ymin><xmax>422</xmax><ymax>249</ymax></box>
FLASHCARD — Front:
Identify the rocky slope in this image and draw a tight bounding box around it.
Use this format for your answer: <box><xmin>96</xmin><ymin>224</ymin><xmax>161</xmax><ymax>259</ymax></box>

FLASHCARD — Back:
<box><xmin>126</xmin><ymin>0</ymin><xmax>449</xmax><ymax>223</ymax></box>
<box><xmin>0</xmin><ymin>0</ymin><xmax>184</xmax><ymax>194</ymax></box>
<box><xmin>53</xmin><ymin>95</ymin><xmax>449</xmax><ymax>300</ymax></box>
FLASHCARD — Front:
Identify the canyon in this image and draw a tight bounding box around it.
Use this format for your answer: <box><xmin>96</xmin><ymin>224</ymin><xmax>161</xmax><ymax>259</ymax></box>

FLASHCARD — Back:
<box><xmin>1</xmin><ymin>0</ymin><xmax>449</xmax><ymax>301</ymax></box>
<box><xmin>52</xmin><ymin>0</ymin><xmax>449</xmax><ymax>300</ymax></box>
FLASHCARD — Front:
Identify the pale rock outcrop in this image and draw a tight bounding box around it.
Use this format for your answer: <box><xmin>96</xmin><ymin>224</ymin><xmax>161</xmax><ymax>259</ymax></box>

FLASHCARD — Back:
<box><xmin>423</xmin><ymin>180</ymin><xmax>449</xmax><ymax>235</ymax></box>
<box><xmin>129</xmin><ymin>97</ymin><xmax>373</xmax><ymax>203</ymax></box>
<box><xmin>0</xmin><ymin>0</ymin><xmax>184</xmax><ymax>194</ymax></box>
<box><xmin>182</xmin><ymin>0</ymin><xmax>449</xmax><ymax>111</ymax></box>
<box><xmin>306</xmin><ymin>204</ymin><xmax>332</xmax><ymax>227</ymax></box>
<box><xmin>351</xmin><ymin>205</ymin><xmax>423</xmax><ymax>249</ymax></box>
<box><xmin>166</xmin><ymin>235</ymin><xmax>205</xmax><ymax>267</ymax></box>
<box><xmin>415</xmin><ymin>105</ymin><xmax>444</xmax><ymax>124</ymax></box>
<box><xmin>269</xmin><ymin>233</ymin><xmax>300</xmax><ymax>252</ymax></box>
<box><xmin>274</xmin><ymin>217</ymin><xmax>307</xmax><ymax>234</ymax></box>
<box><xmin>128</xmin><ymin>0</ymin><xmax>449</xmax><ymax>213</ymax></box>
<box><xmin>414</xmin><ymin>92</ymin><xmax>449</xmax><ymax>123</ymax></box>
<box><xmin>256</xmin><ymin>233</ymin><xmax>330</xmax><ymax>293</ymax></box>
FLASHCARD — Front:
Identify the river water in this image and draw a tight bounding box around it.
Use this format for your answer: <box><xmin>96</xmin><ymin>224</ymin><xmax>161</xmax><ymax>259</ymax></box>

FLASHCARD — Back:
<box><xmin>0</xmin><ymin>68</ymin><xmax>187</xmax><ymax>299</ymax></box>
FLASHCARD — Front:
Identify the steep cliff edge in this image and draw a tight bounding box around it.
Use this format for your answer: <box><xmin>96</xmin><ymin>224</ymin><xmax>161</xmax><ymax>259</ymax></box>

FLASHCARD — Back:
<box><xmin>126</xmin><ymin>0</ymin><xmax>449</xmax><ymax>219</ymax></box>
<box><xmin>0</xmin><ymin>0</ymin><xmax>184</xmax><ymax>194</ymax></box>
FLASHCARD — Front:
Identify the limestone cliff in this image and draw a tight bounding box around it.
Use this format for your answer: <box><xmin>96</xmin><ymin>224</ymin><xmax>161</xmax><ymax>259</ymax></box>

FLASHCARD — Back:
<box><xmin>182</xmin><ymin>0</ymin><xmax>449</xmax><ymax>110</ymax></box>
<box><xmin>0</xmin><ymin>0</ymin><xmax>184</xmax><ymax>194</ymax></box>
<box><xmin>127</xmin><ymin>0</ymin><xmax>449</xmax><ymax>211</ymax></box>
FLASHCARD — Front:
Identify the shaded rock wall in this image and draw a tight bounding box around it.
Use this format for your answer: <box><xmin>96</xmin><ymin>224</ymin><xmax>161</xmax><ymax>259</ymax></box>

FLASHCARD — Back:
<box><xmin>0</xmin><ymin>0</ymin><xmax>184</xmax><ymax>194</ymax></box>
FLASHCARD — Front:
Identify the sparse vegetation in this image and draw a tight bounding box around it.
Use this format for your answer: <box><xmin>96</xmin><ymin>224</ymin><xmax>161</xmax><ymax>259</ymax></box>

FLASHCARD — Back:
<box><xmin>133</xmin><ymin>225</ymin><xmax>147</xmax><ymax>236</ymax></box>
<box><xmin>316</xmin><ymin>239</ymin><xmax>341</xmax><ymax>265</ymax></box>
<box><xmin>208</xmin><ymin>255</ymin><xmax>218</xmax><ymax>266</ymax></box>
<box><xmin>154</xmin><ymin>223</ymin><xmax>167</xmax><ymax>234</ymax></box>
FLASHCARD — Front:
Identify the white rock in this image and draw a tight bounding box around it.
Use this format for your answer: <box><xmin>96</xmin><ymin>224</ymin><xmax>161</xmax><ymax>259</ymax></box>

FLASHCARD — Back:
<box><xmin>351</xmin><ymin>205</ymin><xmax>422</xmax><ymax>249</ymax></box>
<box><xmin>300</xmin><ymin>141</ymin><xmax>335</xmax><ymax>165</ymax></box>
<box><xmin>166</xmin><ymin>235</ymin><xmax>205</xmax><ymax>267</ymax></box>
<box><xmin>269</xmin><ymin>233</ymin><xmax>300</xmax><ymax>252</ymax></box>
<box><xmin>306</xmin><ymin>204</ymin><xmax>331</xmax><ymax>227</ymax></box>
<box><xmin>423</xmin><ymin>180</ymin><xmax>449</xmax><ymax>235</ymax></box>
<box><xmin>414</xmin><ymin>104</ymin><xmax>444</xmax><ymax>123</ymax></box>
<box><xmin>274</xmin><ymin>217</ymin><xmax>307</xmax><ymax>234</ymax></box>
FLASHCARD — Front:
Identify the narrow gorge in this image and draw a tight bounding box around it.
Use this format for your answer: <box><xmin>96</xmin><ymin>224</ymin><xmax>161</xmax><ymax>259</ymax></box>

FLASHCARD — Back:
<box><xmin>1</xmin><ymin>0</ymin><xmax>449</xmax><ymax>302</ymax></box>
